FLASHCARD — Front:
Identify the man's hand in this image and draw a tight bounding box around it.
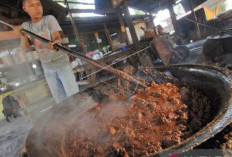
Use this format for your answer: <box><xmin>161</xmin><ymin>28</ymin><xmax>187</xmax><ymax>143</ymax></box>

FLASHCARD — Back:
<box><xmin>13</xmin><ymin>25</ymin><xmax>22</xmax><ymax>32</ymax></box>
<box><xmin>13</xmin><ymin>25</ymin><xmax>26</xmax><ymax>36</ymax></box>
<box><xmin>48</xmin><ymin>39</ymin><xmax>62</xmax><ymax>51</ymax></box>
<box><xmin>13</xmin><ymin>25</ymin><xmax>28</xmax><ymax>38</ymax></box>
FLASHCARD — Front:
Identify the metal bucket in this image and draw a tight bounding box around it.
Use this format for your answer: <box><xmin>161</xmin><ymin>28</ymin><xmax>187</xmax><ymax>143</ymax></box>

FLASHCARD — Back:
<box><xmin>24</xmin><ymin>64</ymin><xmax>232</xmax><ymax>157</ymax></box>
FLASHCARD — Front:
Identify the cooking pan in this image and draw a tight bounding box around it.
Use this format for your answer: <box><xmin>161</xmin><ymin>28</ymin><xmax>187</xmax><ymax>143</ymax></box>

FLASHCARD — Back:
<box><xmin>24</xmin><ymin>64</ymin><xmax>232</xmax><ymax>157</ymax></box>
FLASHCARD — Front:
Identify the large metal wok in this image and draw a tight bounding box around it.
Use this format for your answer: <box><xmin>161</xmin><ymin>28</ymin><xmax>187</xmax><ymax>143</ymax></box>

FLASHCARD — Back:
<box><xmin>24</xmin><ymin>64</ymin><xmax>232</xmax><ymax>157</ymax></box>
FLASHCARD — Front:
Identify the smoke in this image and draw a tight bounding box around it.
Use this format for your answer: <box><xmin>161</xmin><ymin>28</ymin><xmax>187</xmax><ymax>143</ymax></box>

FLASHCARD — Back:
<box><xmin>0</xmin><ymin>51</ymin><xmax>44</xmax><ymax>157</ymax></box>
<box><xmin>23</xmin><ymin>93</ymin><xmax>101</xmax><ymax>156</ymax></box>
<box><xmin>69</xmin><ymin>100</ymin><xmax>130</xmax><ymax>145</ymax></box>
<box><xmin>1</xmin><ymin>58</ymin><xmax>42</xmax><ymax>85</ymax></box>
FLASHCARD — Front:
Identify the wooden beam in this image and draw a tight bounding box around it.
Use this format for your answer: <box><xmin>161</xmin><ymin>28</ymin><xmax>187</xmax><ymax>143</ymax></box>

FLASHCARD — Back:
<box><xmin>117</xmin><ymin>10</ymin><xmax>129</xmax><ymax>45</ymax></box>
<box><xmin>70</xmin><ymin>9</ymin><xmax>116</xmax><ymax>14</ymax></box>
<box><xmin>168</xmin><ymin>3</ymin><xmax>179</xmax><ymax>33</ymax></box>
<box><xmin>168</xmin><ymin>2</ymin><xmax>185</xmax><ymax>44</ymax></box>
<box><xmin>0</xmin><ymin>15</ymin><xmax>28</xmax><ymax>25</ymax></box>
<box><xmin>55</xmin><ymin>1</ymin><xmax>94</xmax><ymax>5</ymax></box>
<box><xmin>122</xmin><ymin>0</ymin><xmax>139</xmax><ymax>45</ymax></box>
<box><xmin>61</xmin><ymin>14</ymin><xmax>147</xmax><ymax>24</ymax></box>
<box><xmin>149</xmin><ymin>12</ymin><xmax>157</xmax><ymax>36</ymax></box>
<box><xmin>104</xmin><ymin>23</ymin><xmax>113</xmax><ymax>48</ymax></box>
<box><xmin>64</xmin><ymin>0</ymin><xmax>87</xmax><ymax>53</ymax></box>
<box><xmin>0</xmin><ymin>31</ymin><xmax>21</xmax><ymax>41</ymax></box>
<box><xmin>137</xmin><ymin>0</ymin><xmax>173</xmax><ymax>13</ymax></box>
<box><xmin>111</xmin><ymin>0</ymin><xmax>123</xmax><ymax>8</ymax></box>
<box><xmin>0</xmin><ymin>2</ymin><xmax>27</xmax><ymax>16</ymax></box>
<box><xmin>189</xmin><ymin>0</ymin><xmax>202</xmax><ymax>40</ymax></box>
<box><xmin>94</xmin><ymin>9</ymin><xmax>116</xmax><ymax>14</ymax></box>
<box><xmin>0</xmin><ymin>5</ymin><xmax>10</xmax><ymax>14</ymax></box>
<box><xmin>70</xmin><ymin>9</ymin><xmax>96</xmax><ymax>13</ymax></box>
<box><xmin>94</xmin><ymin>32</ymin><xmax>102</xmax><ymax>51</ymax></box>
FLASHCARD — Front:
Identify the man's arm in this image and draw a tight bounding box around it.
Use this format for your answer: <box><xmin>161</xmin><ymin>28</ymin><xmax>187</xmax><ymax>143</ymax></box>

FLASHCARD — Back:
<box><xmin>13</xmin><ymin>26</ymin><xmax>30</xmax><ymax>52</ymax></box>
<box><xmin>21</xmin><ymin>33</ymin><xmax>30</xmax><ymax>52</ymax></box>
<box><xmin>48</xmin><ymin>31</ymin><xmax>62</xmax><ymax>50</ymax></box>
<box><xmin>48</xmin><ymin>15</ymin><xmax>63</xmax><ymax>50</ymax></box>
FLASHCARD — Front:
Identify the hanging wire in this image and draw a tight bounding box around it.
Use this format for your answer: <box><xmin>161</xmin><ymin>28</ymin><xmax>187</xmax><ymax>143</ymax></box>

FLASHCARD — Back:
<box><xmin>77</xmin><ymin>46</ymin><xmax>150</xmax><ymax>100</ymax></box>
<box><xmin>82</xmin><ymin>46</ymin><xmax>151</xmax><ymax>79</ymax></box>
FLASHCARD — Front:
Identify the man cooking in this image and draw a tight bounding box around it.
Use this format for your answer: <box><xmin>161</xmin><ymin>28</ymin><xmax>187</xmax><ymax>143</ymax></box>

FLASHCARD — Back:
<box><xmin>14</xmin><ymin>0</ymin><xmax>79</xmax><ymax>103</ymax></box>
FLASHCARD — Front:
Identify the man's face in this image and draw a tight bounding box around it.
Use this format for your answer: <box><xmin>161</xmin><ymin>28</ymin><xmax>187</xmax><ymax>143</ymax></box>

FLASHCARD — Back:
<box><xmin>23</xmin><ymin>0</ymin><xmax>43</xmax><ymax>20</ymax></box>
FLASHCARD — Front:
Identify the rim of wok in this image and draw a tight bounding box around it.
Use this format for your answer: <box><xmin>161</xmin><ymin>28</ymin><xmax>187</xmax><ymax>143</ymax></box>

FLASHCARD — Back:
<box><xmin>24</xmin><ymin>64</ymin><xmax>232</xmax><ymax>156</ymax></box>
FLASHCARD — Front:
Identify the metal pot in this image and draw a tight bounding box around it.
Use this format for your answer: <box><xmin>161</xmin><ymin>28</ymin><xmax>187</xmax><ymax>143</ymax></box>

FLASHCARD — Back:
<box><xmin>24</xmin><ymin>64</ymin><xmax>232</xmax><ymax>157</ymax></box>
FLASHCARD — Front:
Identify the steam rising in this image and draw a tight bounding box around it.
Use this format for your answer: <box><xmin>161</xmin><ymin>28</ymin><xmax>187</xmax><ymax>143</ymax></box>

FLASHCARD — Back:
<box><xmin>70</xmin><ymin>101</ymin><xmax>130</xmax><ymax>144</ymax></box>
<box><xmin>24</xmin><ymin>95</ymin><xmax>101</xmax><ymax>156</ymax></box>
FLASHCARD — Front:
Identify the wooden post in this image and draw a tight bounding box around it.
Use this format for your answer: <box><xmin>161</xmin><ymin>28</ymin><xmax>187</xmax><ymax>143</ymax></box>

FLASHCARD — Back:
<box><xmin>117</xmin><ymin>10</ymin><xmax>130</xmax><ymax>45</ymax></box>
<box><xmin>104</xmin><ymin>23</ymin><xmax>113</xmax><ymax>49</ymax></box>
<box><xmin>121</xmin><ymin>0</ymin><xmax>139</xmax><ymax>45</ymax></box>
<box><xmin>168</xmin><ymin>3</ymin><xmax>179</xmax><ymax>34</ymax></box>
<box><xmin>64</xmin><ymin>0</ymin><xmax>87</xmax><ymax>53</ymax></box>
<box><xmin>168</xmin><ymin>3</ymin><xmax>183</xmax><ymax>44</ymax></box>
<box><xmin>94</xmin><ymin>32</ymin><xmax>102</xmax><ymax>51</ymax></box>
<box><xmin>189</xmin><ymin>0</ymin><xmax>201</xmax><ymax>40</ymax></box>
<box><xmin>149</xmin><ymin>12</ymin><xmax>157</xmax><ymax>36</ymax></box>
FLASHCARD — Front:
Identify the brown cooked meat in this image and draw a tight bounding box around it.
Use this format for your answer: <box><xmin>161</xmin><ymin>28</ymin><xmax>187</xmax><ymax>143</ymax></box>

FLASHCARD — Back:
<box><xmin>63</xmin><ymin>82</ymin><xmax>212</xmax><ymax>157</ymax></box>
